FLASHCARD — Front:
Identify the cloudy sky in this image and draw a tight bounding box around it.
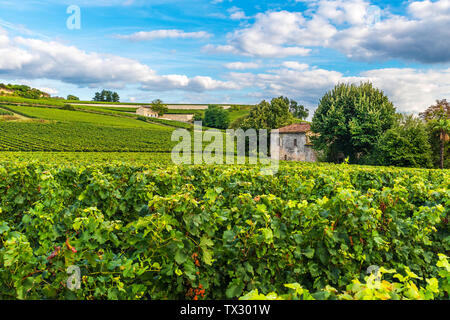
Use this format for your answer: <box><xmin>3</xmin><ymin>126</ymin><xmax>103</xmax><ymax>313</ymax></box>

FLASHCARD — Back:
<box><xmin>0</xmin><ymin>0</ymin><xmax>449</xmax><ymax>114</ymax></box>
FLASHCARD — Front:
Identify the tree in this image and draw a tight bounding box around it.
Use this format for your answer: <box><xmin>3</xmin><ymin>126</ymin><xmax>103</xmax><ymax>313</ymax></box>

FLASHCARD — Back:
<box><xmin>67</xmin><ymin>95</ymin><xmax>79</xmax><ymax>101</ymax></box>
<box><xmin>112</xmin><ymin>92</ymin><xmax>120</xmax><ymax>103</ymax></box>
<box><xmin>241</xmin><ymin>96</ymin><xmax>294</xmax><ymax>130</ymax></box>
<box><xmin>92</xmin><ymin>90</ymin><xmax>119</xmax><ymax>102</ymax></box>
<box><xmin>0</xmin><ymin>83</ymin><xmax>48</xmax><ymax>99</ymax></box>
<box><xmin>311</xmin><ymin>82</ymin><xmax>396</xmax><ymax>164</ymax></box>
<box><xmin>431</xmin><ymin>119</ymin><xmax>450</xmax><ymax>169</ymax></box>
<box><xmin>203</xmin><ymin>105</ymin><xmax>230</xmax><ymax>129</ymax></box>
<box><xmin>193</xmin><ymin>112</ymin><xmax>203</xmax><ymax>122</ymax></box>
<box><xmin>93</xmin><ymin>92</ymin><xmax>102</xmax><ymax>101</ymax></box>
<box><xmin>372</xmin><ymin>114</ymin><xmax>432</xmax><ymax>168</ymax></box>
<box><xmin>419</xmin><ymin>99</ymin><xmax>450</xmax><ymax>169</ymax></box>
<box><xmin>150</xmin><ymin>99</ymin><xmax>168</xmax><ymax>116</ymax></box>
<box><xmin>104</xmin><ymin>90</ymin><xmax>112</xmax><ymax>102</ymax></box>
<box><xmin>289</xmin><ymin>100</ymin><xmax>309</xmax><ymax>120</ymax></box>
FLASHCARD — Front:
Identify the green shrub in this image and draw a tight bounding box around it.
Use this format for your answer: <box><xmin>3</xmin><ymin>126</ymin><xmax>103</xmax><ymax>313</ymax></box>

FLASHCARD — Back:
<box><xmin>0</xmin><ymin>162</ymin><xmax>448</xmax><ymax>299</ymax></box>
<box><xmin>62</xmin><ymin>104</ymin><xmax>76</xmax><ymax>111</ymax></box>
<box><xmin>240</xmin><ymin>254</ymin><xmax>450</xmax><ymax>300</ymax></box>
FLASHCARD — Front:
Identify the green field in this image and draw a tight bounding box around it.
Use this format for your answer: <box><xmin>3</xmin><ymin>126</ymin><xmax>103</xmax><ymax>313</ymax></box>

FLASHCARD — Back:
<box><xmin>0</xmin><ymin>160</ymin><xmax>448</xmax><ymax>299</ymax></box>
<box><xmin>71</xmin><ymin>105</ymin><xmax>138</xmax><ymax>115</ymax></box>
<box><xmin>0</xmin><ymin>104</ymin><xmax>179</xmax><ymax>152</ymax></box>
<box><xmin>228</xmin><ymin>108</ymin><xmax>251</xmax><ymax>123</ymax></box>
<box><xmin>2</xmin><ymin>105</ymin><xmax>160</xmax><ymax>128</ymax></box>
<box><xmin>0</xmin><ymin>95</ymin><xmax>66</xmax><ymax>107</ymax></box>
<box><xmin>0</xmin><ymin>99</ymin><xmax>448</xmax><ymax>301</ymax></box>
<box><xmin>0</xmin><ymin>152</ymin><xmax>173</xmax><ymax>164</ymax></box>
<box><xmin>0</xmin><ymin>121</ymin><xmax>176</xmax><ymax>152</ymax></box>
<box><xmin>0</xmin><ymin>108</ymin><xmax>13</xmax><ymax>116</ymax></box>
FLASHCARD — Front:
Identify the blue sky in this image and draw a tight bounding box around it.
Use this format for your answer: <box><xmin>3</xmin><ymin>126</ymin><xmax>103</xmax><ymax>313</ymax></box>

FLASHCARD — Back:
<box><xmin>0</xmin><ymin>0</ymin><xmax>450</xmax><ymax>114</ymax></box>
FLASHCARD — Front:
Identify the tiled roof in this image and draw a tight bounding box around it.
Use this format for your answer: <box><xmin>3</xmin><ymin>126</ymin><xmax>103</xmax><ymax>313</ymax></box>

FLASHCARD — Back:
<box><xmin>278</xmin><ymin>122</ymin><xmax>311</xmax><ymax>133</ymax></box>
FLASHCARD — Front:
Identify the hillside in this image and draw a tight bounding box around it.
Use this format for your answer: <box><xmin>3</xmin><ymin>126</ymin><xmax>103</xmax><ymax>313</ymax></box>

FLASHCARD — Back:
<box><xmin>0</xmin><ymin>104</ymin><xmax>176</xmax><ymax>152</ymax></box>
<box><xmin>0</xmin><ymin>83</ymin><xmax>50</xmax><ymax>99</ymax></box>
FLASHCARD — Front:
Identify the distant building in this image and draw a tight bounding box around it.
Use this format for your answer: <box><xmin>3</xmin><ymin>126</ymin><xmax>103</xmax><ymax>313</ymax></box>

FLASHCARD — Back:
<box><xmin>159</xmin><ymin>114</ymin><xmax>194</xmax><ymax>122</ymax></box>
<box><xmin>136</xmin><ymin>106</ymin><xmax>158</xmax><ymax>118</ymax></box>
<box><xmin>277</xmin><ymin>123</ymin><xmax>317</xmax><ymax>162</ymax></box>
<box><xmin>136</xmin><ymin>106</ymin><xmax>195</xmax><ymax>122</ymax></box>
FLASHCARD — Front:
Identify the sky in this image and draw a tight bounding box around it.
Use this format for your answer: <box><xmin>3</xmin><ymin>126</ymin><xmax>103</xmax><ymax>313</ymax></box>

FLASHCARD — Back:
<box><xmin>0</xmin><ymin>0</ymin><xmax>449</xmax><ymax>115</ymax></box>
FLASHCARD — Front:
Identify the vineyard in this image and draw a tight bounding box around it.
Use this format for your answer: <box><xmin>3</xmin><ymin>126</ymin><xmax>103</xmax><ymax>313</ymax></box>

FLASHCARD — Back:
<box><xmin>0</xmin><ymin>108</ymin><xmax>13</xmax><ymax>116</ymax></box>
<box><xmin>0</xmin><ymin>100</ymin><xmax>448</xmax><ymax>301</ymax></box>
<box><xmin>0</xmin><ymin>152</ymin><xmax>173</xmax><ymax>164</ymax></box>
<box><xmin>0</xmin><ymin>121</ymin><xmax>177</xmax><ymax>152</ymax></box>
<box><xmin>2</xmin><ymin>105</ymin><xmax>160</xmax><ymax>128</ymax></box>
<box><xmin>0</xmin><ymin>160</ymin><xmax>448</xmax><ymax>299</ymax></box>
<box><xmin>0</xmin><ymin>103</ymin><xmax>191</xmax><ymax>152</ymax></box>
<box><xmin>0</xmin><ymin>96</ymin><xmax>66</xmax><ymax>107</ymax></box>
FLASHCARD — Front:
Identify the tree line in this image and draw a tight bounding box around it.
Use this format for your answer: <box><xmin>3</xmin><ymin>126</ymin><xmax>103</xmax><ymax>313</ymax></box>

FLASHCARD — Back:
<box><xmin>93</xmin><ymin>90</ymin><xmax>120</xmax><ymax>102</ymax></box>
<box><xmin>0</xmin><ymin>83</ymin><xmax>49</xmax><ymax>99</ymax></box>
<box><xmin>231</xmin><ymin>82</ymin><xmax>449</xmax><ymax>169</ymax></box>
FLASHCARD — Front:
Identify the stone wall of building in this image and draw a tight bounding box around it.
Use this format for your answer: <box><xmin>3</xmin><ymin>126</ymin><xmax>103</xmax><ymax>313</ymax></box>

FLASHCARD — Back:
<box><xmin>159</xmin><ymin>114</ymin><xmax>194</xmax><ymax>122</ymax></box>
<box><xmin>278</xmin><ymin>133</ymin><xmax>316</xmax><ymax>162</ymax></box>
<box><xmin>136</xmin><ymin>107</ymin><xmax>158</xmax><ymax>118</ymax></box>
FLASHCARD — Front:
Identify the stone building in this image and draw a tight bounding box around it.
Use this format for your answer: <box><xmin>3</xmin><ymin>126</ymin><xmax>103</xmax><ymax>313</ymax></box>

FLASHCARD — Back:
<box><xmin>277</xmin><ymin>123</ymin><xmax>317</xmax><ymax>162</ymax></box>
<box><xmin>159</xmin><ymin>114</ymin><xmax>194</xmax><ymax>122</ymax></box>
<box><xmin>136</xmin><ymin>106</ymin><xmax>159</xmax><ymax>118</ymax></box>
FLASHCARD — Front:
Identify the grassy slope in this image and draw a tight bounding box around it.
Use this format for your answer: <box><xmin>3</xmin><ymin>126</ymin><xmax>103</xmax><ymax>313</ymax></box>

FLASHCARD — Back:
<box><xmin>0</xmin><ymin>96</ymin><xmax>66</xmax><ymax>106</ymax></box>
<box><xmin>0</xmin><ymin>105</ymin><xmax>179</xmax><ymax>152</ymax></box>
<box><xmin>0</xmin><ymin>151</ymin><xmax>173</xmax><ymax>163</ymax></box>
<box><xmin>0</xmin><ymin>121</ymin><xmax>176</xmax><ymax>152</ymax></box>
<box><xmin>228</xmin><ymin>109</ymin><xmax>250</xmax><ymax>123</ymax></box>
<box><xmin>3</xmin><ymin>105</ymin><xmax>163</xmax><ymax>129</ymax></box>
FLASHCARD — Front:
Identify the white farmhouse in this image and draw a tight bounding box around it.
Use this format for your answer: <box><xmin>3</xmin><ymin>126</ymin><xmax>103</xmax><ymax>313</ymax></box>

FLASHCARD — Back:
<box><xmin>136</xmin><ymin>106</ymin><xmax>158</xmax><ymax>118</ymax></box>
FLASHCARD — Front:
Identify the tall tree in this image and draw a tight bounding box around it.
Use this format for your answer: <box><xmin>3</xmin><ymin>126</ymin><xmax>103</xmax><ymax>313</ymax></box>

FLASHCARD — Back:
<box><xmin>420</xmin><ymin>99</ymin><xmax>450</xmax><ymax>169</ymax></box>
<box><xmin>150</xmin><ymin>99</ymin><xmax>168</xmax><ymax>116</ymax></box>
<box><xmin>241</xmin><ymin>96</ymin><xmax>294</xmax><ymax>130</ymax></box>
<box><xmin>93</xmin><ymin>90</ymin><xmax>119</xmax><ymax>102</ymax></box>
<box><xmin>93</xmin><ymin>92</ymin><xmax>102</xmax><ymax>101</ymax></box>
<box><xmin>67</xmin><ymin>95</ymin><xmax>79</xmax><ymax>101</ymax></box>
<box><xmin>112</xmin><ymin>92</ymin><xmax>120</xmax><ymax>102</ymax></box>
<box><xmin>104</xmin><ymin>90</ymin><xmax>113</xmax><ymax>102</ymax></box>
<box><xmin>203</xmin><ymin>105</ymin><xmax>230</xmax><ymax>129</ymax></box>
<box><xmin>372</xmin><ymin>114</ymin><xmax>432</xmax><ymax>168</ymax></box>
<box><xmin>311</xmin><ymin>82</ymin><xmax>396</xmax><ymax>164</ymax></box>
<box><xmin>289</xmin><ymin>100</ymin><xmax>309</xmax><ymax>120</ymax></box>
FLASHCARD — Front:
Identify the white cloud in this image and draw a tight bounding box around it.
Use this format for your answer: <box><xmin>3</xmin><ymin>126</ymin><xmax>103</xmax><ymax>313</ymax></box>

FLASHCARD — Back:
<box><xmin>408</xmin><ymin>0</ymin><xmax>450</xmax><ymax>19</ymax></box>
<box><xmin>116</xmin><ymin>29</ymin><xmax>211</xmax><ymax>41</ymax></box>
<box><xmin>227</xmin><ymin>64</ymin><xmax>450</xmax><ymax>114</ymax></box>
<box><xmin>281</xmin><ymin>61</ymin><xmax>309</xmax><ymax>70</ymax></box>
<box><xmin>0</xmin><ymin>28</ymin><xmax>234</xmax><ymax>92</ymax></box>
<box><xmin>228</xmin><ymin>7</ymin><xmax>249</xmax><ymax>20</ymax></box>
<box><xmin>312</xmin><ymin>0</ymin><xmax>374</xmax><ymax>26</ymax></box>
<box><xmin>36</xmin><ymin>87</ymin><xmax>58</xmax><ymax>95</ymax></box>
<box><xmin>204</xmin><ymin>10</ymin><xmax>317</xmax><ymax>57</ymax></box>
<box><xmin>359</xmin><ymin>68</ymin><xmax>450</xmax><ymax>113</ymax></box>
<box><xmin>224</xmin><ymin>62</ymin><xmax>260</xmax><ymax>70</ymax></box>
<box><xmin>207</xmin><ymin>0</ymin><xmax>450</xmax><ymax>63</ymax></box>
<box><xmin>204</xmin><ymin>10</ymin><xmax>333</xmax><ymax>57</ymax></box>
